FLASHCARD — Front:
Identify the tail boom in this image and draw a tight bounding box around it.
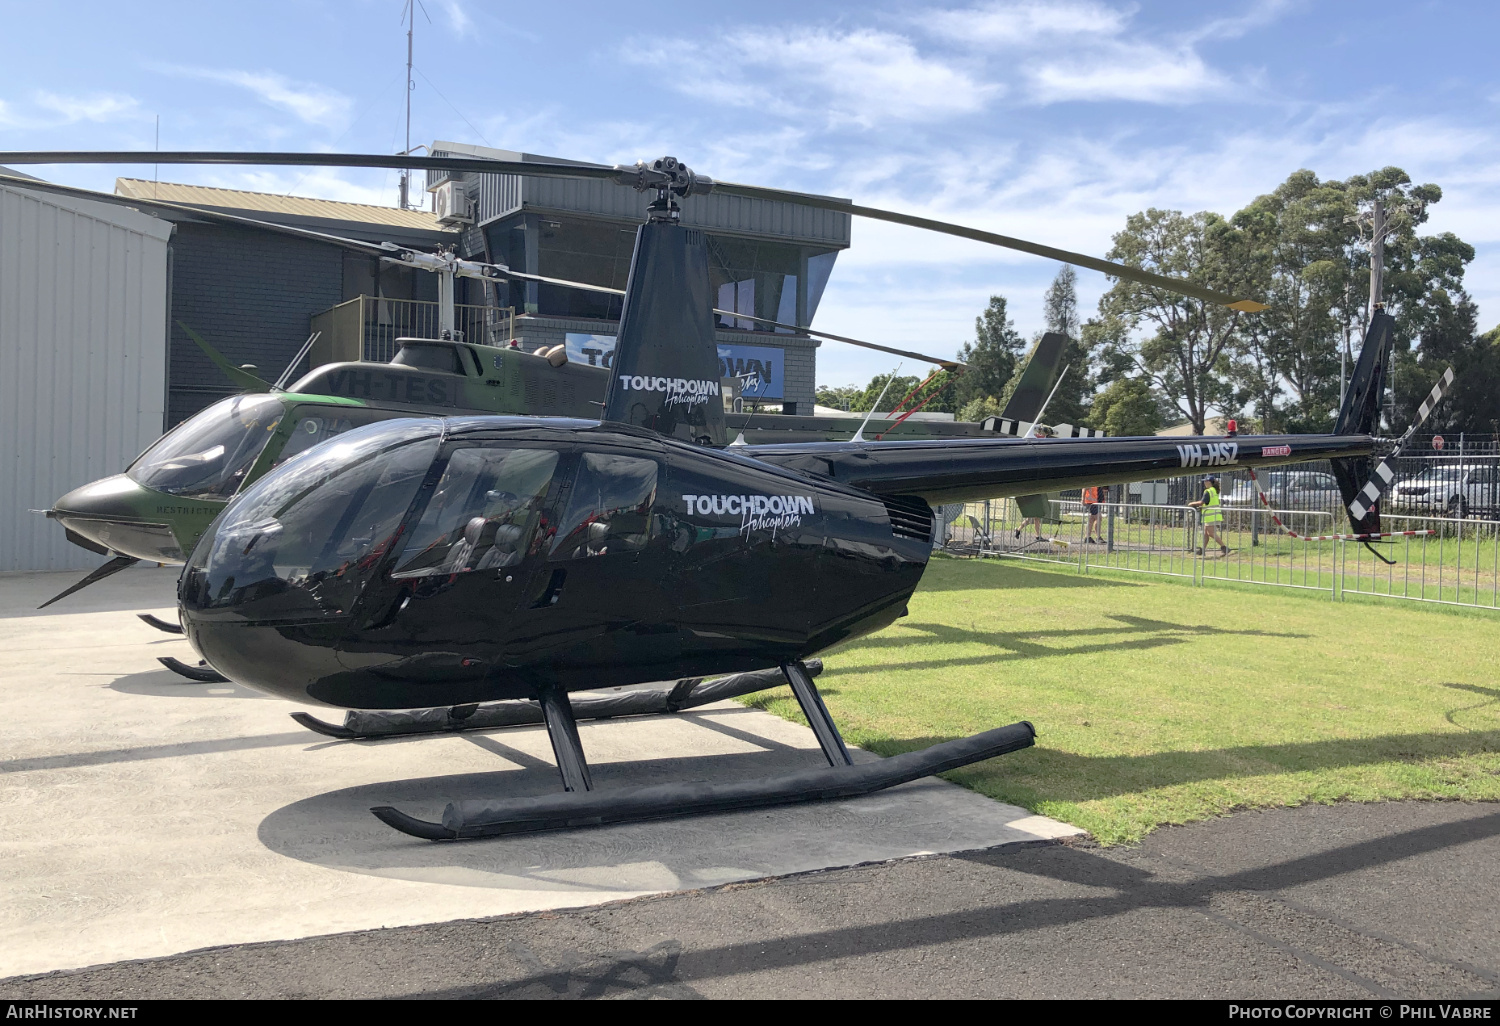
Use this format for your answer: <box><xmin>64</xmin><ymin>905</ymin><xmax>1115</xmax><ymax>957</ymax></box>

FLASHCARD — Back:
<box><xmin>749</xmin><ymin>433</ymin><xmax>1373</xmax><ymax>506</ymax></box>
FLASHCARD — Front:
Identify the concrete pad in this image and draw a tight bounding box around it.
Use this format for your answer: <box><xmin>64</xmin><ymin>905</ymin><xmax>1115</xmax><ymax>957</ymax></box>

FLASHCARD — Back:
<box><xmin>0</xmin><ymin>566</ymin><xmax>1080</xmax><ymax>978</ymax></box>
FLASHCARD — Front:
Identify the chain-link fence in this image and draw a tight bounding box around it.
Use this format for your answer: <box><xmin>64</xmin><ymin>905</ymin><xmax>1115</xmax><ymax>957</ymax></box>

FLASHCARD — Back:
<box><xmin>942</xmin><ymin>498</ymin><xmax>1500</xmax><ymax>610</ymax></box>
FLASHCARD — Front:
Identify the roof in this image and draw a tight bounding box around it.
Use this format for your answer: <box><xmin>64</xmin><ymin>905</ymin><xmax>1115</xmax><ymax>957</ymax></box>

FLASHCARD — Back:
<box><xmin>114</xmin><ymin>178</ymin><xmax>443</xmax><ymax>231</ymax></box>
<box><xmin>1</xmin><ymin>177</ymin><xmax>173</xmax><ymax>240</ymax></box>
<box><xmin>1157</xmin><ymin>417</ymin><xmax>1228</xmax><ymax>436</ymax></box>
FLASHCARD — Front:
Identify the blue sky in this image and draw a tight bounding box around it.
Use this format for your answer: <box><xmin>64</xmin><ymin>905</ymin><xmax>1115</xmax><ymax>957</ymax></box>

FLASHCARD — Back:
<box><xmin>2</xmin><ymin>0</ymin><xmax>1497</xmax><ymax>388</ymax></box>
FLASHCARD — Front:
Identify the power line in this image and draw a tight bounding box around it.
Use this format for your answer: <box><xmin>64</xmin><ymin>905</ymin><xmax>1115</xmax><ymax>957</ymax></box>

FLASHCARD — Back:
<box><xmin>413</xmin><ymin>63</ymin><xmax>494</xmax><ymax>148</ymax></box>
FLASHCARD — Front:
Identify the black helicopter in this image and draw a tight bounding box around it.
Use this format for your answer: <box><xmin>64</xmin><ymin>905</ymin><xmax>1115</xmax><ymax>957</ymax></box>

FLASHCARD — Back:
<box><xmin>2</xmin><ymin>150</ymin><xmax>1392</xmax><ymax>840</ymax></box>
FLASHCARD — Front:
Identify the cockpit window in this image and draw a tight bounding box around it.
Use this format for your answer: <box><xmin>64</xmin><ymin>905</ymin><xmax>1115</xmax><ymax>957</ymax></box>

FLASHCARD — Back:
<box><xmin>128</xmin><ymin>394</ymin><xmax>284</xmax><ymax>499</ymax></box>
<box><xmin>551</xmin><ymin>453</ymin><xmax>658</xmax><ymax>560</ymax></box>
<box><xmin>391</xmin><ymin>342</ymin><xmax>463</xmax><ymax>375</ymax></box>
<box><xmin>392</xmin><ymin>447</ymin><xmax>559</xmax><ymax>578</ymax></box>
<box><xmin>271</xmin><ymin>406</ymin><xmax>406</xmax><ymax>470</ymax></box>
<box><xmin>184</xmin><ymin>419</ymin><xmax>441</xmax><ymax>620</ymax></box>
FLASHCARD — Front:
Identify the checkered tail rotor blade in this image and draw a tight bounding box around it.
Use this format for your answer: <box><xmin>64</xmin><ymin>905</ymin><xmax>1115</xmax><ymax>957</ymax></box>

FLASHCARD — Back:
<box><xmin>1347</xmin><ymin>366</ymin><xmax>1455</xmax><ymax>522</ymax></box>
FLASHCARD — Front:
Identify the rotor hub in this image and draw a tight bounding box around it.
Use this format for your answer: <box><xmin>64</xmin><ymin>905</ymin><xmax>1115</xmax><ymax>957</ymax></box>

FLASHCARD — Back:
<box><xmin>613</xmin><ymin>156</ymin><xmax>715</xmax><ymax>221</ymax></box>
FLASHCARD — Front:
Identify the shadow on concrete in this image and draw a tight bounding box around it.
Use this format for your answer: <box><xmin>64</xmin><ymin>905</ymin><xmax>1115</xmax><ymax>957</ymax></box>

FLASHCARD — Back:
<box><xmin>256</xmin><ymin>742</ymin><xmax>992</xmax><ymax>895</ymax></box>
<box><xmin>105</xmin><ymin>668</ymin><xmax>271</xmax><ymax>701</ymax></box>
<box><xmin>0</xmin><ymin>731</ymin><xmax>316</xmax><ymax>775</ymax></box>
<box><xmin>0</xmin><ymin>567</ymin><xmax>181</xmax><ymax>619</ymax></box>
<box><xmin>401</xmin><ymin>807</ymin><xmax>1500</xmax><ymax>999</ymax></box>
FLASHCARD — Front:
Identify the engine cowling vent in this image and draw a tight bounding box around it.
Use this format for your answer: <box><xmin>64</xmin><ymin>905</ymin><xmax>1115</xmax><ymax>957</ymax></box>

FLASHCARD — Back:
<box><xmin>882</xmin><ymin>496</ymin><xmax>933</xmax><ymax>542</ymax></box>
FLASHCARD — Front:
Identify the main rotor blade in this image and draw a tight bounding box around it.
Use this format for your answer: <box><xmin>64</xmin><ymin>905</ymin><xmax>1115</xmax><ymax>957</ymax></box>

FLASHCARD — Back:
<box><xmin>709</xmin><ymin>180</ymin><xmax>1267</xmax><ymax>312</ymax></box>
<box><xmin>0</xmin><ymin>150</ymin><xmax>623</xmax><ymax>182</ymax></box>
<box><xmin>1</xmin><ymin>150</ymin><xmax>1263</xmax><ymax>310</ymax></box>
<box><xmin>713</xmin><ymin>310</ymin><xmax>962</xmax><ymax>369</ymax></box>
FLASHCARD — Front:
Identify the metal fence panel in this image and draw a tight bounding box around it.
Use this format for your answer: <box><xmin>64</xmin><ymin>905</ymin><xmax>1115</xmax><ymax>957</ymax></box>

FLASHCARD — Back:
<box><xmin>945</xmin><ymin>498</ymin><xmax>1500</xmax><ymax>611</ymax></box>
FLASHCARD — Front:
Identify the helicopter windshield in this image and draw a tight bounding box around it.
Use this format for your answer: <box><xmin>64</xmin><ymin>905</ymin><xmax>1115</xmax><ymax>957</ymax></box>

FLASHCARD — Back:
<box><xmin>129</xmin><ymin>394</ymin><xmax>285</xmax><ymax>499</ymax></box>
<box><xmin>183</xmin><ymin>419</ymin><xmax>441</xmax><ymax>622</ymax></box>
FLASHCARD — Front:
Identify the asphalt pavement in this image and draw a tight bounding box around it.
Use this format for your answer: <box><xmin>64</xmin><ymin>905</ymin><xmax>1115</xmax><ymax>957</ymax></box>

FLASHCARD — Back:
<box><xmin>5</xmin><ymin>800</ymin><xmax>1497</xmax><ymax>999</ymax></box>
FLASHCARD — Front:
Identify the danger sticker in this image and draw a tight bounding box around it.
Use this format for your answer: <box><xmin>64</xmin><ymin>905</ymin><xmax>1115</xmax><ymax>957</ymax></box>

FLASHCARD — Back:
<box><xmin>1261</xmin><ymin>445</ymin><xmax>1292</xmax><ymax>457</ymax></box>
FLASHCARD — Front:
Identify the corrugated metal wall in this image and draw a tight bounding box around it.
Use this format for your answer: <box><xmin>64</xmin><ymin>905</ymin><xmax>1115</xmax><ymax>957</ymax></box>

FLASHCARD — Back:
<box><xmin>0</xmin><ymin>184</ymin><xmax>171</xmax><ymax>572</ymax></box>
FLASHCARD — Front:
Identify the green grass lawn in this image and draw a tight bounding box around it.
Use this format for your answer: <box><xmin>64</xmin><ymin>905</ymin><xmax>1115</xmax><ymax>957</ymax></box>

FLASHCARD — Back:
<box><xmin>745</xmin><ymin>557</ymin><xmax>1500</xmax><ymax>844</ymax></box>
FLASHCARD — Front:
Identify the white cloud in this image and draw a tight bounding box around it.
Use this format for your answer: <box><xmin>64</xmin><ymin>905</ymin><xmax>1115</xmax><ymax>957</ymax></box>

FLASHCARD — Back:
<box><xmin>1188</xmin><ymin>0</ymin><xmax>1294</xmax><ymax>43</ymax></box>
<box><xmin>33</xmin><ymin>91</ymin><xmax>141</xmax><ymax>123</ymax></box>
<box><xmin>431</xmin><ymin>0</ymin><xmax>474</xmax><ymax>36</ymax></box>
<box><xmin>630</xmin><ymin>27</ymin><xmax>998</xmax><ymax>128</ymax></box>
<box><xmin>157</xmin><ymin>67</ymin><xmax>350</xmax><ymax>128</ymax></box>
<box><xmin>927</xmin><ymin>0</ymin><xmax>1276</xmax><ymax>106</ymax></box>
<box><xmin>752</xmin><ymin>112</ymin><xmax>1500</xmax><ymax>380</ymax></box>
<box><xmin>0</xmin><ymin>91</ymin><xmax>141</xmax><ymax>128</ymax></box>
<box><xmin>1025</xmin><ymin>42</ymin><xmax>1230</xmax><ymax>104</ymax></box>
<box><xmin>927</xmin><ymin>0</ymin><xmax>1128</xmax><ymax>47</ymax></box>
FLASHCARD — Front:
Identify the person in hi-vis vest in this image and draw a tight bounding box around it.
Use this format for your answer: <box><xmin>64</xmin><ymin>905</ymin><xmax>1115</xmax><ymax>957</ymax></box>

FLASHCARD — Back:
<box><xmin>1187</xmin><ymin>474</ymin><xmax>1229</xmax><ymax>556</ymax></box>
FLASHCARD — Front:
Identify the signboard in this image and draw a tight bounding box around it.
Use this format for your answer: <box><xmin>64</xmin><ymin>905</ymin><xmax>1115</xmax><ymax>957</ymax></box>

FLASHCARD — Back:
<box><xmin>718</xmin><ymin>343</ymin><xmax>783</xmax><ymax>400</ymax></box>
<box><xmin>564</xmin><ymin>334</ymin><xmax>785</xmax><ymax>400</ymax></box>
<box><xmin>565</xmin><ymin>333</ymin><xmax>618</xmax><ymax>368</ymax></box>
<box><xmin>1433</xmin><ymin>434</ymin><xmax>1446</xmax><ymax>451</ymax></box>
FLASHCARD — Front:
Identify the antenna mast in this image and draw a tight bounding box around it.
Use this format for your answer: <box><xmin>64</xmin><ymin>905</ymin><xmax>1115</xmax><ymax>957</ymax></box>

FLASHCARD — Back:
<box><xmin>399</xmin><ymin>1</ymin><xmax>414</xmax><ymax>210</ymax></box>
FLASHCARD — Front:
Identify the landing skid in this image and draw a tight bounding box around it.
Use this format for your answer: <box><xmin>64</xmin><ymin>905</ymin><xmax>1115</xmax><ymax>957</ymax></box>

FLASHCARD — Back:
<box><xmin>158</xmin><ymin>656</ymin><xmax>230</xmax><ymax>683</ymax></box>
<box><xmin>290</xmin><ymin>663</ymin><xmax>819</xmax><ymax>740</ymax></box>
<box><xmin>138</xmin><ymin>614</ymin><xmax>183</xmax><ymax>635</ymax></box>
<box><xmin>38</xmin><ymin>555</ymin><xmax>139</xmax><ymax>609</ymax></box>
<box><xmin>371</xmin><ymin>660</ymin><xmax>1036</xmax><ymax>840</ymax></box>
<box><xmin>373</xmin><ymin>720</ymin><xmax>1036</xmax><ymax>840</ymax></box>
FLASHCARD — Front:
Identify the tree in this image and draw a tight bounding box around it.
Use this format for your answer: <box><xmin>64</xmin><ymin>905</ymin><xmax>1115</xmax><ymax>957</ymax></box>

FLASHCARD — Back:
<box><xmin>1393</xmin><ymin>298</ymin><xmax>1500</xmax><ymax>435</ymax></box>
<box><xmin>815</xmin><ymin>383</ymin><xmax>863</xmax><ymax>410</ymax></box>
<box><xmin>1089</xmin><ymin>376</ymin><xmax>1164</xmax><ymax>436</ymax></box>
<box><xmin>1099</xmin><ymin>208</ymin><xmax>1261</xmax><ymax>433</ymax></box>
<box><xmin>1044</xmin><ymin>264</ymin><xmax>1080</xmax><ymax>338</ymax></box>
<box><xmin>1230</xmin><ymin>169</ymin><xmax>1357</xmax><ymax>432</ymax></box>
<box><xmin>1227</xmin><ymin>167</ymin><xmax>1471</xmax><ymax>432</ymax></box>
<box><xmin>959</xmin><ymin>395</ymin><xmax>1004</xmax><ymax>423</ymax></box>
<box><xmin>1038</xmin><ymin>265</ymin><xmax>1094</xmax><ymax>425</ymax></box>
<box><xmin>848</xmin><ymin>371</ymin><xmax>958</xmax><ymax>415</ymax></box>
<box><xmin>952</xmin><ymin>295</ymin><xmax>1024</xmax><ymax>409</ymax></box>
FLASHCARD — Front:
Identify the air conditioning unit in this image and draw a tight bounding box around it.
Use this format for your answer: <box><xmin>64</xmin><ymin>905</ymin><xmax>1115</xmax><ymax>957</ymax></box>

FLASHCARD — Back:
<box><xmin>433</xmin><ymin>181</ymin><xmax>472</xmax><ymax>225</ymax></box>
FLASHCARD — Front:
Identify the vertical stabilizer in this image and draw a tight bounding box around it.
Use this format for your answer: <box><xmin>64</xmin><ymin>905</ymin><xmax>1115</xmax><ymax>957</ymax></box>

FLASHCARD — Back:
<box><xmin>1331</xmin><ymin>312</ymin><xmax>1394</xmax><ymax>534</ymax></box>
<box><xmin>602</xmin><ymin>221</ymin><xmax>725</xmax><ymax>446</ymax></box>
<box><xmin>1000</xmin><ymin>332</ymin><xmax>1068</xmax><ymax>423</ymax></box>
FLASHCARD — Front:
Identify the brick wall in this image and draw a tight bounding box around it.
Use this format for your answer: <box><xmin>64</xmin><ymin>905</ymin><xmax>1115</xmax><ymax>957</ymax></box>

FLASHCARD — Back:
<box><xmin>167</xmin><ymin>222</ymin><xmax>344</xmax><ymax>424</ymax></box>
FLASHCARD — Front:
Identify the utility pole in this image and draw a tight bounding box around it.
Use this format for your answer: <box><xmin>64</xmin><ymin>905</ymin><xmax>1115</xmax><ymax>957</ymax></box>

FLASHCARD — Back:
<box><xmin>1339</xmin><ymin>282</ymin><xmax>1351</xmax><ymax>411</ymax></box>
<box><xmin>1368</xmin><ymin>195</ymin><xmax>1391</xmax><ymax>428</ymax></box>
<box><xmin>399</xmin><ymin>1</ymin><xmax>414</xmax><ymax>210</ymax></box>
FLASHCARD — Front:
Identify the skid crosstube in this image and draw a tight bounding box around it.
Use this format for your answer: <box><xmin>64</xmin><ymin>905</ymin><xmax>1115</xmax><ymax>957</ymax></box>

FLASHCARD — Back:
<box><xmin>289</xmin><ymin>662</ymin><xmax>821</xmax><ymax>740</ymax></box>
<box><xmin>138</xmin><ymin>613</ymin><xmax>183</xmax><ymax>634</ymax></box>
<box><xmin>371</xmin><ymin>720</ymin><xmax>1037</xmax><ymax>840</ymax></box>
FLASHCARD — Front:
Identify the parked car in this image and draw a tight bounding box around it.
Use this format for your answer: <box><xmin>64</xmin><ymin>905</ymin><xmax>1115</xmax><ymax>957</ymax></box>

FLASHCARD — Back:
<box><xmin>1392</xmin><ymin>464</ymin><xmax>1500</xmax><ymax>518</ymax></box>
<box><xmin>1224</xmin><ymin>470</ymin><xmax>1342</xmax><ymax>511</ymax></box>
